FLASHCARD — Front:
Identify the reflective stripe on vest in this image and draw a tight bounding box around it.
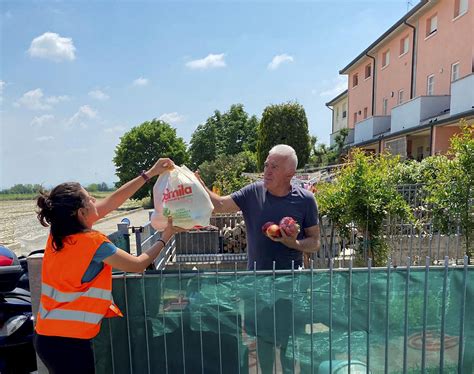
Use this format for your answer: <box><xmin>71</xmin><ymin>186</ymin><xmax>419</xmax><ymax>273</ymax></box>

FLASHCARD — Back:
<box><xmin>41</xmin><ymin>282</ymin><xmax>112</xmax><ymax>303</ymax></box>
<box><xmin>39</xmin><ymin>302</ymin><xmax>103</xmax><ymax>324</ymax></box>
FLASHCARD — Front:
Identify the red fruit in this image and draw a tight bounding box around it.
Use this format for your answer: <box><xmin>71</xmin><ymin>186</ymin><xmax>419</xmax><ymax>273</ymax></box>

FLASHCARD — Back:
<box><xmin>262</xmin><ymin>221</ymin><xmax>275</xmax><ymax>234</ymax></box>
<box><xmin>266</xmin><ymin>224</ymin><xmax>282</xmax><ymax>238</ymax></box>
<box><xmin>279</xmin><ymin>216</ymin><xmax>300</xmax><ymax>236</ymax></box>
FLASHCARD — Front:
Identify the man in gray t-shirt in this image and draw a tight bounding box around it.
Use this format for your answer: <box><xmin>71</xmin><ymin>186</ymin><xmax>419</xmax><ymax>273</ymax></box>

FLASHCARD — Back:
<box><xmin>199</xmin><ymin>144</ymin><xmax>320</xmax><ymax>270</ymax></box>
<box><xmin>198</xmin><ymin>144</ymin><xmax>320</xmax><ymax>374</ymax></box>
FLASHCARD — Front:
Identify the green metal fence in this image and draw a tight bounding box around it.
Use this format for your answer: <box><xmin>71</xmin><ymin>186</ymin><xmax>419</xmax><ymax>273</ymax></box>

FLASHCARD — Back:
<box><xmin>93</xmin><ymin>258</ymin><xmax>474</xmax><ymax>374</ymax></box>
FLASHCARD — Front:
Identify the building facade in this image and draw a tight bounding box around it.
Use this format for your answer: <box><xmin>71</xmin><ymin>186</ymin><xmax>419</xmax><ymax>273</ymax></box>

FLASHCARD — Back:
<box><xmin>327</xmin><ymin>0</ymin><xmax>474</xmax><ymax>159</ymax></box>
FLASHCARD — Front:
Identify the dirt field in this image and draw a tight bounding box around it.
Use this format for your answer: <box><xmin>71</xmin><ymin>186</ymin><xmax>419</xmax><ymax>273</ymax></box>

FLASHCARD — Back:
<box><xmin>0</xmin><ymin>199</ymin><xmax>145</xmax><ymax>257</ymax></box>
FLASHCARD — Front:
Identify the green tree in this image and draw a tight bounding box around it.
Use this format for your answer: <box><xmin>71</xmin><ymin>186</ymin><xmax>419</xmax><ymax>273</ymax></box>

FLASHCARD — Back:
<box><xmin>188</xmin><ymin>111</ymin><xmax>220</xmax><ymax>169</ymax></box>
<box><xmin>256</xmin><ymin>101</ymin><xmax>311</xmax><ymax>170</ymax></box>
<box><xmin>198</xmin><ymin>151</ymin><xmax>257</xmax><ymax>195</ymax></box>
<box><xmin>188</xmin><ymin>104</ymin><xmax>259</xmax><ymax>168</ymax></box>
<box><xmin>424</xmin><ymin>121</ymin><xmax>474</xmax><ymax>256</ymax></box>
<box><xmin>113</xmin><ymin>119</ymin><xmax>189</xmax><ymax>200</ymax></box>
<box><xmin>316</xmin><ymin>150</ymin><xmax>413</xmax><ymax>266</ymax></box>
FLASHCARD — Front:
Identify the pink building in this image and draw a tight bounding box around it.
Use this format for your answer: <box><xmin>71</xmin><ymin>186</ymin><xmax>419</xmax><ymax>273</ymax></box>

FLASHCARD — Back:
<box><xmin>328</xmin><ymin>0</ymin><xmax>474</xmax><ymax>159</ymax></box>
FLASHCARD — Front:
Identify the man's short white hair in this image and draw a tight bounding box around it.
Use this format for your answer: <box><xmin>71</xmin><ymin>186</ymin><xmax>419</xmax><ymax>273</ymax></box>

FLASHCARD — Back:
<box><xmin>268</xmin><ymin>144</ymin><xmax>298</xmax><ymax>171</ymax></box>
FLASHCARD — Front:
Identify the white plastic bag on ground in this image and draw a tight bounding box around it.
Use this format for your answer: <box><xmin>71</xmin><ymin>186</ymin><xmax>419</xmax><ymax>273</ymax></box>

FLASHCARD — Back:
<box><xmin>150</xmin><ymin>165</ymin><xmax>214</xmax><ymax>230</ymax></box>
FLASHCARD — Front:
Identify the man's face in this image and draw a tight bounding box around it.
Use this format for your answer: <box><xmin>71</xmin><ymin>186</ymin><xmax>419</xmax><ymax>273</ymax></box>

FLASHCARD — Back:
<box><xmin>263</xmin><ymin>154</ymin><xmax>293</xmax><ymax>190</ymax></box>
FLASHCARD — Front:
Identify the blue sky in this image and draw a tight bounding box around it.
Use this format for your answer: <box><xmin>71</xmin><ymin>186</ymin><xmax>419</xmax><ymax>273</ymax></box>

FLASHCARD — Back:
<box><xmin>1</xmin><ymin>0</ymin><xmax>413</xmax><ymax>188</ymax></box>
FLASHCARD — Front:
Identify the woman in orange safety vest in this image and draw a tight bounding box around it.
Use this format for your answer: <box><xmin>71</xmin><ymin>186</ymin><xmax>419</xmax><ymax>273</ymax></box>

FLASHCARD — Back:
<box><xmin>34</xmin><ymin>158</ymin><xmax>183</xmax><ymax>374</ymax></box>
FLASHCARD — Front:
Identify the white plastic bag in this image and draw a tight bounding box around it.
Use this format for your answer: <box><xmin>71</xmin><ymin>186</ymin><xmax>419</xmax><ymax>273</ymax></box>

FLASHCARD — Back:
<box><xmin>150</xmin><ymin>165</ymin><xmax>214</xmax><ymax>230</ymax></box>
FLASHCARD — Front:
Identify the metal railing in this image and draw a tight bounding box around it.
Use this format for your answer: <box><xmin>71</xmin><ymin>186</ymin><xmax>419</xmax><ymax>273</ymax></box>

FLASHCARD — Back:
<box><xmin>93</xmin><ymin>257</ymin><xmax>474</xmax><ymax>373</ymax></box>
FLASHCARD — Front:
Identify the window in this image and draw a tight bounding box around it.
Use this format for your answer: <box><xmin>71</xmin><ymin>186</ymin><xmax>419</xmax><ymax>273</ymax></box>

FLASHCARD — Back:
<box><xmin>382</xmin><ymin>98</ymin><xmax>388</xmax><ymax>115</ymax></box>
<box><xmin>397</xmin><ymin>90</ymin><xmax>405</xmax><ymax>105</ymax></box>
<box><xmin>454</xmin><ymin>0</ymin><xmax>468</xmax><ymax>18</ymax></box>
<box><xmin>451</xmin><ymin>62</ymin><xmax>460</xmax><ymax>82</ymax></box>
<box><xmin>365</xmin><ymin>64</ymin><xmax>371</xmax><ymax>79</ymax></box>
<box><xmin>400</xmin><ymin>36</ymin><xmax>409</xmax><ymax>56</ymax></box>
<box><xmin>353</xmin><ymin>112</ymin><xmax>357</xmax><ymax>124</ymax></box>
<box><xmin>353</xmin><ymin>73</ymin><xmax>359</xmax><ymax>87</ymax></box>
<box><xmin>385</xmin><ymin>137</ymin><xmax>407</xmax><ymax>158</ymax></box>
<box><xmin>363</xmin><ymin>107</ymin><xmax>368</xmax><ymax>119</ymax></box>
<box><xmin>427</xmin><ymin>74</ymin><xmax>435</xmax><ymax>95</ymax></box>
<box><xmin>382</xmin><ymin>50</ymin><xmax>390</xmax><ymax>68</ymax></box>
<box><xmin>342</xmin><ymin>103</ymin><xmax>347</xmax><ymax>118</ymax></box>
<box><xmin>426</xmin><ymin>14</ymin><xmax>437</xmax><ymax>37</ymax></box>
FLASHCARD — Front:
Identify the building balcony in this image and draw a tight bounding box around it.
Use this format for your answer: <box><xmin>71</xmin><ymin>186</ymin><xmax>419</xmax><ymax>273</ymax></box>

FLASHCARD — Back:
<box><xmin>330</xmin><ymin>128</ymin><xmax>354</xmax><ymax>147</ymax></box>
<box><xmin>354</xmin><ymin>116</ymin><xmax>390</xmax><ymax>144</ymax></box>
<box><xmin>391</xmin><ymin>95</ymin><xmax>450</xmax><ymax>133</ymax></box>
<box><xmin>450</xmin><ymin>73</ymin><xmax>474</xmax><ymax>116</ymax></box>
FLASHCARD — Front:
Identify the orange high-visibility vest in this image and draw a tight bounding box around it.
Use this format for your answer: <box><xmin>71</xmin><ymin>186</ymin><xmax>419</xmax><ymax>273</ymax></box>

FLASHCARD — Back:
<box><xmin>35</xmin><ymin>231</ymin><xmax>122</xmax><ymax>339</ymax></box>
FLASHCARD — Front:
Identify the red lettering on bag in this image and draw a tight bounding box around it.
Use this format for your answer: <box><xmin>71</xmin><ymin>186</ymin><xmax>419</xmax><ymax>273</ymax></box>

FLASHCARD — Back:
<box><xmin>162</xmin><ymin>185</ymin><xmax>193</xmax><ymax>202</ymax></box>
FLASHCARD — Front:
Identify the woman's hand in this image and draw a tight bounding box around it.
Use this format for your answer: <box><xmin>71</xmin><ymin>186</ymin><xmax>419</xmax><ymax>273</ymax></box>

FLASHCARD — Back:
<box><xmin>147</xmin><ymin>158</ymin><xmax>175</xmax><ymax>178</ymax></box>
<box><xmin>161</xmin><ymin>216</ymin><xmax>186</xmax><ymax>242</ymax></box>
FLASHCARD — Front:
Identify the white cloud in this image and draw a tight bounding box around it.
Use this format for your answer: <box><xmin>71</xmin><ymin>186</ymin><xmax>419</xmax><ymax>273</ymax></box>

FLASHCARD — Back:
<box><xmin>132</xmin><ymin>77</ymin><xmax>149</xmax><ymax>86</ymax></box>
<box><xmin>186</xmin><ymin>53</ymin><xmax>226</xmax><ymax>70</ymax></box>
<box><xmin>88</xmin><ymin>89</ymin><xmax>109</xmax><ymax>100</ymax></box>
<box><xmin>267</xmin><ymin>54</ymin><xmax>294</xmax><ymax>70</ymax></box>
<box><xmin>319</xmin><ymin>76</ymin><xmax>348</xmax><ymax>97</ymax></box>
<box><xmin>104</xmin><ymin>126</ymin><xmax>126</xmax><ymax>133</ymax></box>
<box><xmin>15</xmin><ymin>88</ymin><xmax>69</xmax><ymax>110</ymax></box>
<box><xmin>28</xmin><ymin>32</ymin><xmax>76</xmax><ymax>62</ymax></box>
<box><xmin>158</xmin><ymin>112</ymin><xmax>184</xmax><ymax>124</ymax></box>
<box><xmin>31</xmin><ymin>114</ymin><xmax>55</xmax><ymax>127</ymax></box>
<box><xmin>36</xmin><ymin>136</ymin><xmax>54</xmax><ymax>142</ymax></box>
<box><xmin>67</xmin><ymin>105</ymin><xmax>97</xmax><ymax>127</ymax></box>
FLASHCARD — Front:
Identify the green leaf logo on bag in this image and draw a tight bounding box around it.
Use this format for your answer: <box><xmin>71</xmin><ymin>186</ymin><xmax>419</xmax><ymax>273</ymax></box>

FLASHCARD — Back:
<box><xmin>163</xmin><ymin>207</ymin><xmax>171</xmax><ymax>217</ymax></box>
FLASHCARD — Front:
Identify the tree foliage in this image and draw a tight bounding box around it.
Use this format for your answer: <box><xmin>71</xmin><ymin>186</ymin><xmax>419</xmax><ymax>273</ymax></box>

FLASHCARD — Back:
<box><xmin>424</xmin><ymin>121</ymin><xmax>474</xmax><ymax>256</ymax></box>
<box><xmin>256</xmin><ymin>102</ymin><xmax>311</xmax><ymax>170</ymax></box>
<box><xmin>189</xmin><ymin>104</ymin><xmax>258</xmax><ymax>169</ymax></box>
<box><xmin>113</xmin><ymin>119</ymin><xmax>189</xmax><ymax>200</ymax></box>
<box><xmin>0</xmin><ymin>184</ymin><xmax>43</xmax><ymax>194</ymax></box>
<box><xmin>198</xmin><ymin>151</ymin><xmax>257</xmax><ymax>195</ymax></box>
<box><xmin>316</xmin><ymin>149</ymin><xmax>413</xmax><ymax>265</ymax></box>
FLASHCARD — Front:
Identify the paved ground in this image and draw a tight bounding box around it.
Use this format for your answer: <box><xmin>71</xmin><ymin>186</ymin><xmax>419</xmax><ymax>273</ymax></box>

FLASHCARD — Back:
<box><xmin>17</xmin><ymin>208</ymin><xmax>153</xmax><ymax>256</ymax></box>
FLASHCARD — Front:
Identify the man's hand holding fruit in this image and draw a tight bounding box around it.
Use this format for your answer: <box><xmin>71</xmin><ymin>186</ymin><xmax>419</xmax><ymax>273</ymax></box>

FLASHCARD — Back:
<box><xmin>262</xmin><ymin>217</ymin><xmax>301</xmax><ymax>249</ymax></box>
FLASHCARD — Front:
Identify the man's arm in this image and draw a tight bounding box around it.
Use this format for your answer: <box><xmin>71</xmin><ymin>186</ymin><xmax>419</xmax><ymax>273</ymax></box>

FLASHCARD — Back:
<box><xmin>195</xmin><ymin>173</ymin><xmax>240</xmax><ymax>214</ymax></box>
<box><xmin>276</xmin><ymin>224</ymin><xmax>321</xmax><ymax>254</ymax></box>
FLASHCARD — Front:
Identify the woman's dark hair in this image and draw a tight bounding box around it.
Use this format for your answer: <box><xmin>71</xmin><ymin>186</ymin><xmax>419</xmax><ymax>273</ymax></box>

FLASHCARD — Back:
<box><xmin>36</xmin><ymin>182</ymin><xmax>88</xmax><ymax>251</ymax></box>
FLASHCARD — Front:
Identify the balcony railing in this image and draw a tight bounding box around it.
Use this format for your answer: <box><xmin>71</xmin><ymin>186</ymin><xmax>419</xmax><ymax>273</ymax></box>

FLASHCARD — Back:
<box><xmin>450</xmin><ymin>73</ymin><xmax>474</xmax><ymax>116</ymax></box>
<box><xmin>391</xmin><ymin>95</ymin><xmax>450</xmax><ymax>133</ymax></box>
<box><xmin>354</xmin><ymin>116</ymin><xmax>390</xmax><ymax>144</ymax></box>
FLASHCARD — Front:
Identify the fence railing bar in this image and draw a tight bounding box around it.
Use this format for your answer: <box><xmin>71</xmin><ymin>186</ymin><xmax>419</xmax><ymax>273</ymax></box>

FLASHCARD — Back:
<box><xmin>310</xmin><ymin>259</ymin><xmax>315</xmax><ymax>374</ymax></box>
<box><xmin>348</xmin><ymin>258</ymin><xmax>353</xmax><ymax>373</ymax></box>
<box><xmin>455</xmin><ymin>225</ymin><xmax>461</xmax><ymax>265</ymax></box>
<box><xmin>141</xmin><ymin>274</ymin><xmax>151</xmax><ymax>374</ymax></box>
<box><xmin>439</xmin><ymin>256</ymin><xmax>449</xmax><ymax>372</ymax></box>
<box><xmin>384</xmin><ymin>258</ymin><xmax>391</xmax><ymax>374</ymax></box>
<box><xmin>216</xmin><ymin>262</ymin><xmax>223</xmax><ymax>374</ymax></box>
<box><xmin>234</xmin><ymin>262</ymin><xmax>241</xmax><ymax>374</ymax></box>
<box><xmin>122</xmin><ymin>274</ymin><xmax>133</xmax><ymax>374</ymax></box>
<box><xmin>457</xmin><ymin>255</ymin><xmax>468</xmax><ymax>372</ymax></box>
<box><xmin>366</xmin><ymin>258</ymin><xmax>372</xmax><ymax>374</ymax></box>
<box><xmin>160</xmin><ymin>268</ymin><xmax>169</xmax><ymax>374</ymax></box>
<box><xmin>272</xmin><ymin>261</ymin><xmax>277</xmax><ymax>374</ymax></box>
<box><xmin>329</xmin><ymin>258</ymin><xmax>334</xmax><ymax>374</ymax></box>
<box><xmin>291</xmin><ymin>260</ymin><xmax>296</xmax><ymax>373</ymax></box>
<box><xmin>403</xmin><ymin>257</ymin><xmax>411</xmax><ymax>374</ymax></box>
<box><xmin>254</xmin><ymin>262</ymin><xmax>259</xmax><ymax>374</ymax></box>
<box><xmin>421</xmin><ymin>256</ymin><xmax>430</xmax><ymax>373</ymax></box>
<box><xmin>197</xmin><ymin>268</ymin><xmax>204</xmax><ymax>374</ymax></box>
<box><xmin>178</xmin><ymin>264</ymin><xmax>186</xmax><ymax>374</ymax></box>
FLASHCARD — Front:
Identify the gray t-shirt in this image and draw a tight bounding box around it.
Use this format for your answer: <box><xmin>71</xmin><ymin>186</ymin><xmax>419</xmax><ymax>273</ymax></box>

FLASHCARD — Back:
<box><xmin>231</xmin><ymin>181</ymin><xmax>319</xmax><ymax>270</ymax></box>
